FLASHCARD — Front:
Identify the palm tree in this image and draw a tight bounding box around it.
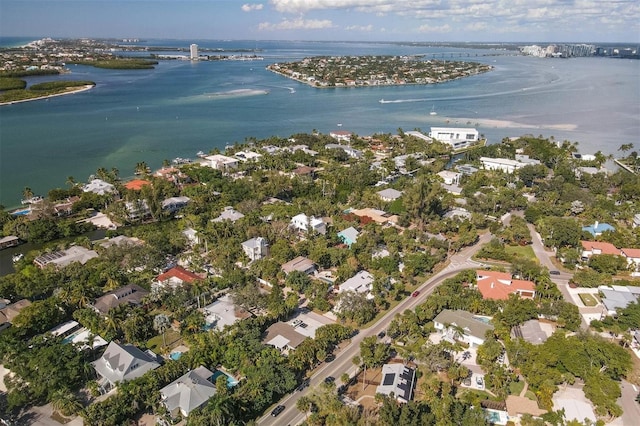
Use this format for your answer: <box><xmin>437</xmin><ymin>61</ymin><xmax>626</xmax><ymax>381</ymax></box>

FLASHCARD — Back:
<box><xmin>22</xmin><ymin>186</ymin><xmax>34</xmax><ymax>201</ymax></box>
<box><xmin>50</xmin><ymin>389</ymin><xmax>82</xmax><ymax>417</ymax></box>
<box><xmin>154</xmin><ymin>314</ymin><xmax>171</xmax><ymax>347</ymax></box>
<box><xmin>65</xmin><ymin>176</ymin><xmax>76</xmax><ymax>188</ymax></box>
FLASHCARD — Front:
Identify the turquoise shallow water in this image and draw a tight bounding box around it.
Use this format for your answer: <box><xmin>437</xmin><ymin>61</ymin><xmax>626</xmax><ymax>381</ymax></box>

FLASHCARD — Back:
<box><xmin>1</xmin><ymin>39</ymin><xmax>638</xmax><ymax>207</ymax></box>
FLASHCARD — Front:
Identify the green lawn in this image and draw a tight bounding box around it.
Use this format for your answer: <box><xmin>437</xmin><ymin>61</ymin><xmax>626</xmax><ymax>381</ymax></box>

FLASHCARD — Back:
<box><xmin>505</xmin><ymin>245</ymin><xmax>538</xmax><ymax>262</ymax></box>
<box><xmin>509</xmin><ymin>381</ymin><xmax>525</xmax><ymax>395</ymax></box>
<box><xmin>524</xmin><ymin>390</ymin><xmax>537</xmax><ymax>401</ymax></box>
<box><xmin>579</xmin><ymin>293</ymin><xmax>599</xmax><ymax>307</ymax></box>
<box><xmin>147</xmin><ymin>329</ymin><xmax>182</xmax><ymax>354</ymax></box>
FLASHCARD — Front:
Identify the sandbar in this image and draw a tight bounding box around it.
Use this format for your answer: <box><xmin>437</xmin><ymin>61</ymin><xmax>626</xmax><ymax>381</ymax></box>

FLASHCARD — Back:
<box><xmin>448</xmin><ymin>117</ymin><xmax>577</xmax><ymax>132</ymax></box>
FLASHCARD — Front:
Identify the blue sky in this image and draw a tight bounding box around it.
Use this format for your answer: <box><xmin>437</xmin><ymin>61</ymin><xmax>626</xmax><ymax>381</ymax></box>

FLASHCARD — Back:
<box><xmin>1</xmin><ymin>0</ymin><xmax>638</xmax><ymax>43</ymax></box>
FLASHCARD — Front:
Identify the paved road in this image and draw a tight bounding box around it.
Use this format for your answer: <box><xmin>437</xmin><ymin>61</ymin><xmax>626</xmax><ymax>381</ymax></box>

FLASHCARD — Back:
<box><xmin>258</xmin><ymin>233</ymin><xmax>492</xmax><ymax>426</ymax></box>
<box><xmin>614</xmin><ymin>380</ymin><xmax>640</xmax><ymax>426</ymax></box>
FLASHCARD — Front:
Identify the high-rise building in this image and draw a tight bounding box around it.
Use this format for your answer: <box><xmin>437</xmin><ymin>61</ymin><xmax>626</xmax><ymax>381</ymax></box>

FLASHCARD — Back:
<box><xmin>190</xmin><ymin>44</ymin><xmax>198</xmax><ymax>60</ymax></box>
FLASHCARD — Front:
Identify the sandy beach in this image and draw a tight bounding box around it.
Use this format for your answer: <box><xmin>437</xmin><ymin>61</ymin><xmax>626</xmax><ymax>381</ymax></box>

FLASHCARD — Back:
<box><xmin>0</xmin><ymin>84</ymin><xmax>95</xmax><ymax>106</ymax></box>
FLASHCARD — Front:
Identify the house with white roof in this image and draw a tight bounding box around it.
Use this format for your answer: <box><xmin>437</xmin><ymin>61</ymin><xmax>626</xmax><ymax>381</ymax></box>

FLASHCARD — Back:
<box><xmin>329</xmin><ymin>130</ymin><xmax>352</xmax><ymax>142</ymax></box>
<box><xmin>428</xmin><ymin>127</ymin><xmax>479</xmax><ymax>150</ymax></box>
<box><xmin>376</xmin><ymin>363</ymin><xmax>416</xmax><ymax>403</ymax></box>
<box><xmin>480</xmin><ymin>157</ymin><xmax>540</xmax><ymax>174</ymax></box>
<box><xmin>377</xmin><ymin>188</ymin><xmax>403</xmax><ymax>202</ymax></box>
<box><xmin>203</xmin><ymin>294</ymin><xmax>251</xmax><ymax>332</ymax></box>
<box><xmin>212</xmin><ymin>206</ymin><xmax>245</xmax><ymax>222</ymax></box>
<box><xmin>162</xmin><ymin>196</ymin><xmax>190</xmax><ymax>214</ymax></box>
<box><xmin>234</xmin><ymin>150</ymin><xmax>262</xmax><ymax>162</ymax></box>
<box><xmin>338</xmin><ymin>270</ymin><xmax>375</xmax><ymax>300</ymax></box>
<box><xmin>83</xmin><ymin>179</ymin><xmax>116</xmax><ymax>195</ymax></box>
<box><xmin>205</xmin><ymin>154</ymin><xmax>238</xmax><ymax>172</ymax></box>
<box><xmin>290</xmin><ymin>213</ymin><xmax>326</xmax><ymax>234</ymax></box>
<box><xmin>92</xmin><ymin>341</ymin><xmax>160</xmax><ymax>392</ymax></box>
<box><xmin>437</xmin><ymin>170</ymin><xmax>461</xmax><ymax>185</ymax></box>
<box><xmin>34</xmin><ymin>246</ymin><xmax>98</xmax><ymax>269</ymax></box>
<box><xmin>160</xmin><ymin>366</ymin><xmax>217</xmax><ymax>419</ymax></box>
<box><xmin>337</xmin><ymin>227</ymin><xmax>359</xmax><ymax>247</ymax></box>
<box><xmin>241</xmin><ymin>237</ymin><xmax>269</xmax><ymax>261</ymax></box>
<box><xmin>325</xmin><ymin>144</ymin><xmax>362</xmax><ymax>159</ymax></box>
<box><xmin>633</xmin><ymin>214</ymin><xmax>640</xmax><ymax>228</ymax></box>
<box><xmin>598</xmin><ymin>285</ymin><xmax>640</xmax><ymax>316</ymax></box>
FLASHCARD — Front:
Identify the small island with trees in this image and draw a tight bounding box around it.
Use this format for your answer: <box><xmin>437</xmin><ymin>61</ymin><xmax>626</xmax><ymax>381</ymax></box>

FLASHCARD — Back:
<box><xmin>0</xmin><ymin>79</ymin><xmax>96</xmax><ymax>105</ymax></box>
<box><xmin>267</xmin><ymin>55</ymin><xmax>493</xmax><ymax>88</ymax></box>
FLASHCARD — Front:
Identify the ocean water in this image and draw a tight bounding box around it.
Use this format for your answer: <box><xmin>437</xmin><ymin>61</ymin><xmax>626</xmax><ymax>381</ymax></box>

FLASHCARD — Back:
<box><xmin>0</xmin><ymin>39</ymin><xmax>639</xmax><ymax>207</ymax></box>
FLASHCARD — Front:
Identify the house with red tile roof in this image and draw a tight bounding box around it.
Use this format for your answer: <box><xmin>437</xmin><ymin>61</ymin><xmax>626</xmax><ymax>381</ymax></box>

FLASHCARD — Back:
<box><xmin>124</xmin><ymin>179</ymin><xmax>151</xmax><ymax>191</ymax></box>
<box><xmin>580</xmin><ymin>241</ymin><xmax>621</xmax><ymax>260</ymax></box>
<box><xmin>153</xmin><ymin>266</ymin><xmax>203</xmax><ymax>293</ymax></box>
<box><xmin>621</xmin><ymin>248</ymin><xmax>640</xmax><ymax>271</ymax></box>
<box><xmin>475</xmin><ymin>270</ymin><xmax>535</xmax><ymax>300</ymax></box>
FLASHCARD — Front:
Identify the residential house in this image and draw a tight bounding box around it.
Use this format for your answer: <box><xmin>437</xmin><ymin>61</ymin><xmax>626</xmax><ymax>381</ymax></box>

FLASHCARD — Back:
<box><xmin>124</xmin><ymin>199</ymin><xmax>151</xmax><ymax>221</ymax></box>
<box><xmin>290</xmin><ymin>166</ymin><xmax>316</xmax><ymax>179</ymax></box>
<box><xmin>241</xmin><ymin>237</ymin><xmax>269</xmax><ymax>261</ymax></box>
<box><xmin>53</xmin><ymin>196</ymin><xmax>79</xmax><ymax>216</ymax></box>
<box><xmin>580</xmin><ymin>240</ymin><xmax>620</xmax><ymax>260</ymax></box>
<box><xmin>376</xmin><ymin>188</ymin><xmax>403</xmax><ymax>202</ymax></box>
<box><xmin>338</xmin><ymin>270</ymin><xmax>375</xmax><ymax>300</ymax></box>
<box><xmin>0</xmin><ymin>299</ymin><xmax>31</xmax><ymax>331</ymax></box>
<box><xmin>205</xmin><ymin>154</ymin><xmax>238</xmax><ymax>172</ymax></box>
<box><xmin>263</xmin><ymin>322</ymin><xmax>307</xmax><ymax>353</ymax></box>
<box><xmin>457</xmin><ymin>164</ymin><xmax>479</xmax><ymax>176</ymax></box>
<box><xmin>161</xmin><ymin>196</ymin><xmax>190</xmax><ymax>214</ymax></box>
<box><xmin>234</xmin><ymin>150</ymin><xmax>263</xmax><ymax>162</ymax></box>
<box><xmin>34</xmin><ymin>246</ymin><xmax>98</xmax><ymax>269</ymax></box>
<box><xmin>350</xmin><ymin>208</ymin><xmax>398</xmax><ymax>226</ymax></box>
<box><xmin>290</xmin><ymin>213</ymin><xmax>326</xmax><ymax>235</ymax></box>
<box><xmin>511</xmin><ymin>319</ymin><xmax>551</xmax><ymax>345</ymax></box>
<box><xmin>325</xmin><ymin>144</ymin><xmax>362</xmax><ymax>159</ymax></box>
<box><xmin>153</xmin><ymin>266</ymin><xmax>202</xmax><ymax>293</ymax></box>
<box><xmin>92</xmin><ymin>284</ymin><xmax>149</xmax><ymax>316</ymax></box>
<box><xmin>475</xmin><ymin>270</ymin><xmax>535</xmax><ymax>300</ymax></box>
<box><xmin>479</xmin><ymin>156</ymin><xmax>540</xmax><ymax>173</ymax></box>
<box><xmin>182</xmin><ymin>228</ymin><xmax>200</xmax><ymax>245</ymax></box>
<box><xmin>159</xmin><ymin>366</ymin><xmax>217</xmax><ymax>418</ymax></box>
<box><xmin>99</xmin><ymin>235</ymin><xmax>143</xmax><ymax>249</ymax></box>
<box><xmin>428</xmin><ymin>127</ymin><xmax>479</xmax><ymax>150</ymax></box>
<box><xmin>633</xmin><ymin>214</ymin><xmax>640</xmax><ymax>228</ymax></box>
<box><xmin>212</xmin><ymin>206</ymin><xmax>245</xmax><ymax>222</ymax></box>
<box><xmin>83</xmin><ymin>179</ymin><xmax>116</xmax><ymax>195</ymax></box>
<box><xmin>582</xmin><ymin>221</ymin><xmax>615</xmax><ymax>237</ymax></box>
<box><xmin>621</xmin><ymin>248</ymin><xmax>640</xmax><ymax>271</ymax></box>
<box><xmin>375</xmin><ymin>363</ymin><xmax>416</xmax><ymax>403</ymax></box>
<box><xmin>92</xmin><ymin>341</ymin><xmax>160</xmax><ymax>392</ymax></box>
<box><xmin>288</xmin><ymin>145</ymin><xmax>318</xmax><ymax>156</ymax></box>
<box><xmin>203</xmin><ymin>295</ymin><xmax>251</xmax><ymax>332</ymax></box>
<box><xmin>437</xmin><ymin>170</ymin><xmax>461</xmax><ymax>185</ymax></box>
<box><xmin>599</xmin><ymin>285</ymin><xmax>640</xmax><ymax>316</ymax></box>
<box><xmin>329</xmin><ymin>130</ymin><xmax>352</xmax><ymax>142</ymax></box>
<box><xmin>337</xmin><ymin>227</ymin><xmax>359</xmax><ymax>247</ymax></box>
<box><xmin>281</xmin><ymin>256</ymin><xmax>316</xmax><ymax>275</ymax></box>
<box><xmin>433</xmin><ymin>309</ymin><xmax>494</xmax><ymax>348</ymax></box>
<box><xmin>123</xmin><ymin>179</ymin><xmax>151</xmax><ymax>191</ymax></box>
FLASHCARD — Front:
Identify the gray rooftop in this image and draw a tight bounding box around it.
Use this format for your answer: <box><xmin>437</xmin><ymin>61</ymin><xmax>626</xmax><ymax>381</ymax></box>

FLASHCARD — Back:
<box><xmin>160</xmin><ymin>366</ymin><xmax>216</xmax><ymax>417</ymax></box>
<box><xmin>433</xmin><ymin>309</ymin><xmax>494</xmax><ymax>340</ymax></box>
<box><xmin>92</xmin><ymin>341</ymin><xmax>160</xmax><ymax>386</ymax></box>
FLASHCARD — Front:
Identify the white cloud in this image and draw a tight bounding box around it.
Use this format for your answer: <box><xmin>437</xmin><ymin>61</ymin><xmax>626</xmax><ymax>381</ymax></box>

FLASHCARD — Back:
<box><xmin>345</xmin><ymin>24</ymin><xmax>374</xmax><ymax>32</ymax></box>
<box><xmin>258</xmin><ymin>18</ymin><xmax>335</xmax><ymax>31</ymax></box>
<box><xmin>242</xmin><ymin>4</ymin><xmax>264</xmax><ymax>12</ymax></box>
<box><xmin>417</xmin><ymin>23</ymin><xmax>451</xmax><ymax>33</ymax></box>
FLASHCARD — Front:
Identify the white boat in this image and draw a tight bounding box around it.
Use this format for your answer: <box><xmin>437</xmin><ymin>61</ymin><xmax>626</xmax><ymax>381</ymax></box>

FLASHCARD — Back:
<box><xmin>430</xmin><ymin>105</ymin><xmax>437</xmax><ymax>116</ymax></box>
<box><xmin>379</xmin><ymin>99</ymin><xmax>384</xmax><ymax>103</ymax></box>
<box><xmin>21</xmin><ymin>196</ymin><xmax>43</xmax><ymax>205</ymax></box>
<box><xmin>12</xmin><ymin>253</ymin><xmax>24</xmax><ymax>263</ymax></box>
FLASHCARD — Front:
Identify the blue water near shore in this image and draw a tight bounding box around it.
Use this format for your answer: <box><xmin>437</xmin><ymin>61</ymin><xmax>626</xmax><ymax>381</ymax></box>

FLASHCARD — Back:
<box><xmin>0</xmin><ymin>38</ymin><xmax>639</xmax><ymax>207</ymax></box>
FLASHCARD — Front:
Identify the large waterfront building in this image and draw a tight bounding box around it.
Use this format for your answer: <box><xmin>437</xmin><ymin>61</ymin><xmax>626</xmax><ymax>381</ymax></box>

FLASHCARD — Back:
<box><xmin>428</xmin><ymin>127</ymin><xmax>479</xmax><ymax>150</ymax></box>
<box><xmin>190</xmin><ymin>44</ymin><xmax>198</xmax><ymax>60</ymax></box>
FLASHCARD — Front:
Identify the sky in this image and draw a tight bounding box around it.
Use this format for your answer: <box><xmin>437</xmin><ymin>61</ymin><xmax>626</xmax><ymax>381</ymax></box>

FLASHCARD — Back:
<box><xmin>1</xmin><ymin>0</ymin><xmax>638</xmax><ymax>43</ymax></box>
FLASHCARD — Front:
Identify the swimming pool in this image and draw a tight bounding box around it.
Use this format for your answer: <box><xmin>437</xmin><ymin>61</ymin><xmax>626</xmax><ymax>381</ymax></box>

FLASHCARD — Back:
<box><xmin>211</xmin><ymin>370</ymin><xmax>239</xmax><ymax>388</ymax></box>
<box><xmin>11</xmin><ymin>208</ymin><xmax>30</xmax><ymax>216</ymax></box>
<box><xmin>169</xmin><ymin>351</ymin><xmax>182</xmax><ymax>360</ymax></box>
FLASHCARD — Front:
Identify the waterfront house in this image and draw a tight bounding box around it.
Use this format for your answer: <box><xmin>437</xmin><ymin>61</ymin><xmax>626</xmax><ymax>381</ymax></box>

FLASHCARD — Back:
<box><xmin>337</xmin><ymin>227</ymin><xmax>359</xmax><ymax>247</ymax></box>
<box><xmin>234</xmin><ymin>150</ymin><xmax>262</xmax><ymax>162</ymax></box>
<box><xmin>205</xmin><ymin>154</ymin><xmax>238</xmax><ymax>172</ymax></box>
<box><xmin>34</xmin><ymin>246</ymin><xmax>98</xmax><ymax>269</ymax></box>
<box><xmin>92</xmin><ymin>341</ymin><xmax>160</xmax><ymax>392</ymax></box>
<box><xmin>376</xmin><ymin>363</ymin><xmax>416</xmax><ymax>403</ymax></box>
<box><xmin>241</xmin><ymin>237</ymin><xmax>269</xmax><ymax>261</ymax></box>
<box><xmin>123</xmin><ymin>179</ymin><xmax>151</xmax><ymax>191</ymax></box>
<box><xmin>329</xmin><ymin>130</ymin><xmax>352</xmax><ymax>142</ymax></box>
<box><xmin>281</xmin><ymin>256</ymin><xmax>316</xmax><ymax>276</ymax></box>
<box><xmin>159</xmin><ymin>366</ymin><xmax>217</xmax><ymax>419</ymax></box>
<box><xmin>479</xmin><ymin>157</ymin><xmax>540</xmax><ymax>174</ymax></box>
<box><xmin>433</xmin><ymin>309</ymin><xmax>493</xmax><ymax>348</ymax></box>
<box><xmin>475</xmin><ymin>270</ymin><xmax>535</xmax><ymax>300</ymax></box>
<box><xmin>99</xmin><ymin>235</ymin><xmax>143</xmax><ymax>249</ymax></box>
<box><xmin>437</xmin><ymin>170</ymin><xmax>462</xmax><ymax>185</ymax></box>
<box><xmin>457</xmin><ymin>164</ymin><xmax>479</xmax><ymax>176</ymax></box>
<box><xmin>428</xmin><ymin>127</ymin><xmax>479</xmax><ymax>150</ymax></box>
<box><xmin>82</xmin><ymin>179</ymin><xmax>116</xmax><ymax>195</ymax></box>
<box><xmin>582</xmin><ymin>221</ymin><xmax>615</xmax><ymax>237</ymax></box>
<box><xmin>92</xmin><ymin>284</ymin><xmax>149</xmax><ymax>316</ymax></box>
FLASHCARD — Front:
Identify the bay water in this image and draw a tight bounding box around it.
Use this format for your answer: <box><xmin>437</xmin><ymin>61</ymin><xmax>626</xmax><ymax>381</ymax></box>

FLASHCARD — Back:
<box><xmin>1</xmin><ymin>39</ymin><xmax>638</xmax><ymax>207</ymax></box>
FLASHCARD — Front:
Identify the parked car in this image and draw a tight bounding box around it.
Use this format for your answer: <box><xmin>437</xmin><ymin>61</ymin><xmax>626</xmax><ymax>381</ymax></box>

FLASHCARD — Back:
<box><xmin>324</xmin><ymin>376</ymin><xmax>335</xmax><ymax>384</ymax></box>
<box><xmin>377</xmin><ymin>330</ymin><xmax>386</xmax><ymax>338</ymax></box>
<box><xmin>296</xmin><ymin>379</ymin><xmax>310</xmax><ymax>392</ymax></box>
<box><xmin>476</xmin><ymin>377</ymin><xmax>484</xmax><ymax>389</ymax></box>
<box><xmin>550</xmin><ymin>270</ymin><xmax>561</xmax><ymax>275</ymax></box>
<box><xmin>463</xmin><ymin>376</ymin><xmax>472</xmax><ymax>386</ymax></box>
<box><xmin>271</xmin><ymin>405</ymin><xmax>285</xmax><ymax>416</ymax></box>
<box><xmin>412</xmin><ymin>291</ymin><xmax>420</xmax><ymax>297</ymax></box>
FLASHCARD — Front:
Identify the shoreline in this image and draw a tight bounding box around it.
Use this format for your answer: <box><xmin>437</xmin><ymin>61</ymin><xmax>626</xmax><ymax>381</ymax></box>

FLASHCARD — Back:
<box><xmin>0</xmin><ymin>84</ymin><xmax>95</xmax><ymax>106</ymax></box>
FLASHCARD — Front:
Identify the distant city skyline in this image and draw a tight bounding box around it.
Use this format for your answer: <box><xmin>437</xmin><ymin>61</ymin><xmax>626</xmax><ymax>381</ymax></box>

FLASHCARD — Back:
<box><xmin>1</xmin><ymin>0</ymin><xmax>638</xmax><ymax>43</ymax></box>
